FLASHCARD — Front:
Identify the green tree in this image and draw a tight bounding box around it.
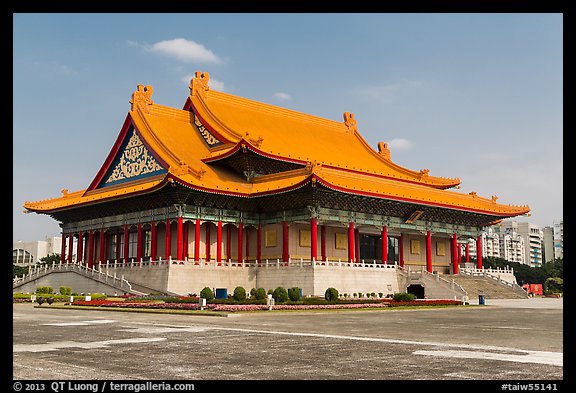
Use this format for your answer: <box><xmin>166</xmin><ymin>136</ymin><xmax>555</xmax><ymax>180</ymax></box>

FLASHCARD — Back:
<box><xmin>39</xmin><ymin>253</ymin><xmax>61</xmax><ymax>265</ymax></box>
<box><xmin>288</xmin><ymin>287</ymin><xmax>301</xmax><ymax>301</ymax></box>
<box><xmin>12</xmin><ymin>264</ymin><xmax>28</xmax><ymax>278</ymax></box>
<box><xmin>233</xmin><ymin>286</ymin><xmax>247</xmax><ymax>301</ymax></box>
<box><xmin>272</xmin><ymin>287</ymin><xmax>288</xmax><ymax>303</ymax></box>
<box><xmin>200</xmin><ymin>287</ymin><xmax>214</xmax><ymax>301</ymax></box>
<box><xmin>544</xmin><ymin>277</ymin><xmax>563</xmax><ymax>293</ymax></box>
<box><xmin>324</xmin><ymin>287</ymin><xmax>339</xmax><ymax>302</ymax></box>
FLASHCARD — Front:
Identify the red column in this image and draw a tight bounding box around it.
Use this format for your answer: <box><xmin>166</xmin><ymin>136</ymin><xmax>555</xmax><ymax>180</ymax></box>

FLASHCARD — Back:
<box><xmin>217</xmin><ymin>221</ymin><xmax>223</xmax><ymax>263</ymax></box>
<box><xmin>452</xmin><ymin>233</ymin><xmax>459</xmax><ymax>274</ymax></box>
<box><xmin>60</xmin><ymin>234</ymin><xmax>66</xmax><ymax>263</ymax></box>
<box><xmin>183</xmin><ymin>221</ymin><xmax>189</xmax><ymax>259</ymax></box>
<box><xmin>88</xmin><ymin>230</ymin><xmax>94</xmax><ymax>268</ymax></box>
<box><xmin>176</xmin><ymin>217</ymin><xmax>183</xmax><ymax>260</ymax></box>
<box><xmin>476</xmin><ymin>235</ymin><xmax>483</xmax><ymax>269</ymax></box>
<box><xmin>165</xmin><ymin>219</ymin><xmax>171</xmax><ymax>260</ymax></box>
<box><xmin>226</xmin><ymin>225</ymin><xmax>232</xmax><ymax>261</ymax></box>
<box><xmin>194</xmin><ymin>219</ymin><xmax>200</xmax><ymax>262</ymax></box>
<box><xmin>123</xmin><ymin>224</ymin><xmax>130</xmax><ymax>262</ymax></box>
<box><xmin>238</xmin><ymin>223</ymin><xmax>244</xmax><ymax>263</ymax></box>
<box><xmin>206</xmin><ymin>222</ymin><xmax>211</xmax><ymax>261</ymax></box>
<box><xmin>99</xmin><ymin>229</ymin><xmax>105</xmax><ymax>265</ymax></box>
<box><xmin>399</xmin><ymin>234</ymin><xmax>404</xmax><ymax>267</ymax></box>
<box><xmin>382</xmin><ymin>226</ymin><xmax>388</xmax><ymax>264</ymax></box>
<box><xmin>311</xmin><ymin>218</ymin><xmax>318</xmax><ymax>262</ymax></box>
<box><xmin>426</xmin><ymin>230</ymin><xmax>432</xmax><ymax>273</ymax></box>
<box><xmin>245</xmin><ymin>227</ymin><xmax>251</xmax><ymax>262</ymax></box>
<box><xmin>77</xmin><ymin>232</ymin><xmax>83</xmax><ymax>264</ymax></box>
<box><xmin>256</xmin><ymin>224</ymin><xmax>262</xmax><ymax>262</ymax></box>
<box><xmin>466</xmin><ymin>242</ymin><xmax>470</xmax><ymax>263</ymax></box>
<box><xmin>67</xmin><ymin>233</ymin><xmax>74</xmax><ymax>263</ymax></box>
<box><xmin>457</xmin><ymin>241</ymin><xmax>462</xmax><ymax>267</ymax></box>
<box><xmin>320</xmin><ymin>225</ymin><xmax>327</xmax><ymax>262</ymax></box>
<box><xmin>150</xmin><ymin>222</ymin><xmax>157</xmax><ymax>261</ymax></box>
<box><xmin>348</xmin><ymin>222</ymin><xmax>355</xmax><ymax>263</ymax></box>
<box><xmin>137</xmin><ymin>223</ymin><xmax>143</xmax><ymax>262</ymax></box>
<box><xmin>355</xmin><ymin>228</ymin><xmax>360</xmax><ymax>263</ymax></box>
<box><xmin>282</xmin><ymin>221</ymin><xmax>289</xmax><ymax>262</ymax></box>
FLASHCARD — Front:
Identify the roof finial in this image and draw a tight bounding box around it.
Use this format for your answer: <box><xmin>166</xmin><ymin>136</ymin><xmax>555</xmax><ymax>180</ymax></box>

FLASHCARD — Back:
<box><xmin>129</xmin><ymin>84</ymin><xmax>154</xmax><ymax>112</ymax></box>
<box><xmin>343</xmin><ymin>112</ymin><xmax>357</xmax><ymax>134</ymax></box>
<box><xmin>190</xmin><ymin>71</ymin><xmax>210</xmax><ymax>96</ymax></box>
<box><xmin>377</xmin><ymin>142</ymin><xmax>391</xmax><ymax>160</ymax></box>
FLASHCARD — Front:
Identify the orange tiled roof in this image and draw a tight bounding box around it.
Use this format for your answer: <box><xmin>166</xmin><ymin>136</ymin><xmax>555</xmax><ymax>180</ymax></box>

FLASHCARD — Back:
<box><xmin>23</xmin><ymin>72</ymin><xmax>530</xmax><ymax>219</ymax></box>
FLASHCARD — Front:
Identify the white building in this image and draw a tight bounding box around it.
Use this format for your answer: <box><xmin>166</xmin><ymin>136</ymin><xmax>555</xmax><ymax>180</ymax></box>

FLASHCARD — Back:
<box><xmin>553</xmin><ymin>219</ymin><xmax>563</xmax><ymax>260</ymax></box>
<box><xmin>496</xmin><ymin>221</ymin><xmax>543</xmax><ymax>267</ymax></box>
<box><xmin>12</xmin><ymin>236</ymin><xmax>76</xmax><ymax>266</ymax></box>
<box><xmin>463</xmin><ymin>226</ymin><xmax>501</xmax><ymax>262</ymax></box>
<box><xmin>499</xmin><ymin>227</ymin><xmax>525</xmax><ymax>264</ymax></box>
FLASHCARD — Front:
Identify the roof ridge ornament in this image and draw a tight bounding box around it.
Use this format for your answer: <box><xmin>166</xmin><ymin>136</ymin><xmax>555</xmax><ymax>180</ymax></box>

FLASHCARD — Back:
<box><xmin>377</xmin><ymin>142</ymin><xmax>391</xmax><ymax>160</ymax></box>
<box><xmin>190</xmin><ymin>71</ymin><xmax>210</xmax><ymax>96</ymax></box>
<box><xmin>129</xmin><ymin>84</ymin><xmax>154</xmax><ymax>112</ymax></box>
<box><xmin>343</xmin><ymin>112</ymin><xmax>357</xmax><ymax>134</ymax></box>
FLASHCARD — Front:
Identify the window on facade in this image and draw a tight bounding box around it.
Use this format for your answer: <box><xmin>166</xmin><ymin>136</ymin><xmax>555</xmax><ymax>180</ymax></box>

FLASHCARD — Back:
<box><xmin>144</xmin><ymin>231</ymin><xmax>151</xmax><ymax>258</ymax></box>
<box><xmin>129</xmin><ymin>232</ymin><xmax>138</xmax><ymax>260</ymax></box>
<box><xmin>107</xmin><ymin>234</ymin><xmax>117</xmax><ymax>261</ymax></box>
<box><xmin>13</xmin><ymin>249</ymin><xmax>34</xmax><ymax>264</ymax></box>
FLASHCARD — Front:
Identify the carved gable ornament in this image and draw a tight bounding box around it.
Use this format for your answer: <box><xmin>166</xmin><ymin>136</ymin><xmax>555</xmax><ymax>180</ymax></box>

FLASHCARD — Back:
<box><xmin>101</xmin><ymin>127</ymin><xmax>166</xmax><ymax>187</ymax></box>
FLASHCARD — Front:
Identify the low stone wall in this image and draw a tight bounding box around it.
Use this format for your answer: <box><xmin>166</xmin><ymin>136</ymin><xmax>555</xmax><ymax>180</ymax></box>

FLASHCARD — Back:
<box><xmin>166</xmin><ymin>263</ymin><xmax>257</xmax><ymax>296</ymax></box>
<box><xmin>163</xmin><ymin>261</ymin><xmax>400</xmax><ymax>297</ymax></box>
<box><xmin>14</xmin><ymin>271</ymin><xmax>123</xmax><ymax>295</ymax></box>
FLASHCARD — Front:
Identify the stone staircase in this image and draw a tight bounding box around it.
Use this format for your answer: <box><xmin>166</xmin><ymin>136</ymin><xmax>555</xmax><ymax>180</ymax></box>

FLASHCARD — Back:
<box><xmin>445</xmin><ymin>273</ymin><xmax>529</xmax><ymax>299</ymax></box>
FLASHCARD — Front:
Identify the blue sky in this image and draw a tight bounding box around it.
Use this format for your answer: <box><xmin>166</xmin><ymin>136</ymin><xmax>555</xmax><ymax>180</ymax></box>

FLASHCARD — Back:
<box><xmin>13</xmin><ymin>13</ymin><xmax>563</xmax><ymax>242</ymax></box>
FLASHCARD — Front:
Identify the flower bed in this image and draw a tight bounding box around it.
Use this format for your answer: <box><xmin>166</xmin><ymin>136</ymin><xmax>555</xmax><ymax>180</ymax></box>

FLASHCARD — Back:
<box><xmin>66</xmin><ymin>298</ymin><xmax>462</xmax><ymax>312</ymax></box>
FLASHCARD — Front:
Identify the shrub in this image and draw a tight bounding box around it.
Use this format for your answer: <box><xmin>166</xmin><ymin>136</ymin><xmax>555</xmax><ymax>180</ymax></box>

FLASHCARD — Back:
<box><xmin>370</xmin><ymin>292</ymin><xmax>376</xmax><ymax>298</ymax></box>
<box><xmin>392</xmin><ymin>292</ymin><xmax>417</xmax><ymax>302</ymax></box>
<box><xmin>378</xmin><ymin>292</ymin><xmax>383</xmax><ymax>298</ymax></box>
<box><xmin>59</xmin><ymin>286</ymin><xmax>72</xmax><ymax>296</ymax></box>
<box><xmin>324</xmin><ymin>287</ymin><xmax>339</xmax><ymax>302</ymax></box>
<box><xmin>267</xmin><ymin>289</ymin><xmax>274</xmax><ymax>295</ymax></box>
<box><xmin>200</xmin><ymin>287</ymin><xmax>214</xmax><ymax>301</ymax></box>
<box><xmin>233</xmin><ymin>286</ymin><xmax>247</xmax><ymax>301</ymax></box>
<box><xmin>250</xmin><ymin>288</ymin><xmax>257</xmax><ymax>297</ymax></box>
<box><xmin>358</xmin><ymin>292</ymin><xmax>364</xmax><ymax>298</ymax></box>
<box><xmin>36</xmin><ymin>286</ymin><xmax>53</xmax><ymax>294</ymax></box>
<box><xmin>288</xmin><ymin>287</ymin><xmax>301</xmax><ymax>301</ymax></box>
<box><xmin>254</xmin><ymin>288</ymin><xmax>267</xmax><ymax>300</ymax></box>
<box><xmin>272</xmin><ymin>287</ymin><xmax>288</xmax><ymax>303</ymax></box>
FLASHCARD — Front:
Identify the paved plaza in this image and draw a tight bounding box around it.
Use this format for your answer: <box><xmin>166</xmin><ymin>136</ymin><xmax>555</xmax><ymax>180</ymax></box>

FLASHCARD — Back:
<box><xmin>13</xmin><ymin>298</ymin><xmax>563</xmax><ymax>384</ymax></box>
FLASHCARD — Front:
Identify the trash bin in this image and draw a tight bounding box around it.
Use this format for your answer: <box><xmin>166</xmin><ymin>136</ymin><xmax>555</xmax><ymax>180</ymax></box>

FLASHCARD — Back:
<box><xmin>478</xmin><ymin>294</ymin><xmax>485</xmax><ymax>305</ymax></box>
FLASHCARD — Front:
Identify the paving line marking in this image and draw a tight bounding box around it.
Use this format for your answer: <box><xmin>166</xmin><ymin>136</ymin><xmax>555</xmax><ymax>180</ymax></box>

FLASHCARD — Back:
<box><xmin>13</xmin><ymin>337</ymin><xmax>165</xmax><ymax>353</ymax></box>
<box><xmin>414</xmin><ymin>349</ymin><xmax>563</xmax><ymax>367</ymax></box>
<box><xmin>44</xmin><ymin>319</ymin><xmax>116</xmax><ymax>326</ymax></box>
<box><xmin>206</xmin><ymin>326</ymin><xmax>562</xmax><ymax>367</ymax></box>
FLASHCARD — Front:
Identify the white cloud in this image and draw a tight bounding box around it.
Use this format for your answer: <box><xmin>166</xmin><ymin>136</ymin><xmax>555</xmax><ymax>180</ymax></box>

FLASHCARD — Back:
<box><xmin>388</xmin><ymin>138</ymin><xmax>413</xmax><ymax>150</ymax></box>
<box><xmin>208</xmin><ymin>78</ymin><xmax>225</xmax><ymax>91</ymax></box>
<box><xmin>273</xmin><ymin>92</ymin><xmax>291</xmax><ymax>101</ymax></box>
<box><xmin>141</xmin><ymin>38</ymin><xmax>223</xmax><ymax>64</ymax></box>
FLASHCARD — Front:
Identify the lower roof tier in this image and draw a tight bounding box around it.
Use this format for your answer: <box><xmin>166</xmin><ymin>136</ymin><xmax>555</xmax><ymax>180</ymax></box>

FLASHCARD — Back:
<box><xmin>44</xmin><ymin>181</ymin><xmax>520</xmax><ymax>230</ymax></box>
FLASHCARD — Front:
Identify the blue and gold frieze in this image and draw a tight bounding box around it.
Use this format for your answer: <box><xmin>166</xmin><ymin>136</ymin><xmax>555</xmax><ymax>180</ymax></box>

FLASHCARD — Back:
<box><xmin>192</xmin><ymin>111</ymin><xmax>223</xmax><ymax>147</ymax></box>
<box><xmin>99</xmin><ymin>126</ymin><xmax>166</xmax><ymax>188</ymax></box>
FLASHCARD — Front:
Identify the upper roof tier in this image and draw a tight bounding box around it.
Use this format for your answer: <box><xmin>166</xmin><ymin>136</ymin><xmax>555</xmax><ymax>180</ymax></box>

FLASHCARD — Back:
<box><xmin>186</xmin><ymin>71</ymin><xmax>460</xmax><ymax>189</ymax></box>
<box><xmin>23</xmin><ymin>72</ymin><xmax>530</xmax><ymax>221</ymax></box>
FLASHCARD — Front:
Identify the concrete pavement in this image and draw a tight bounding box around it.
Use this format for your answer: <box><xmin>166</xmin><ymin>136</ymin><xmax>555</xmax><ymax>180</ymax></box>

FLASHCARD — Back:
<box><xmin>13</xmin><ymin>298</ymin><xmax>563</xmax><ymax>382</ymax></box>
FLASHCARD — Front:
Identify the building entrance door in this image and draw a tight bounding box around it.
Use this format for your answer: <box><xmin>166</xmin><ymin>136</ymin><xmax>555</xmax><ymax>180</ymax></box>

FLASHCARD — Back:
<box><xmin>359</xmin><ymin>234</ymin><xmax>399</xmax><ymax>263</ymax></box>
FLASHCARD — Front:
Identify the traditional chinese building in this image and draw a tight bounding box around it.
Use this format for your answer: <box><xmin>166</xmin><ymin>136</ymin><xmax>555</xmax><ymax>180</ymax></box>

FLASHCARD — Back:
<box><xmin>22</xmin><ymin>72</ymin><xmax>530</xmax><ymax>296</ymax></box>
